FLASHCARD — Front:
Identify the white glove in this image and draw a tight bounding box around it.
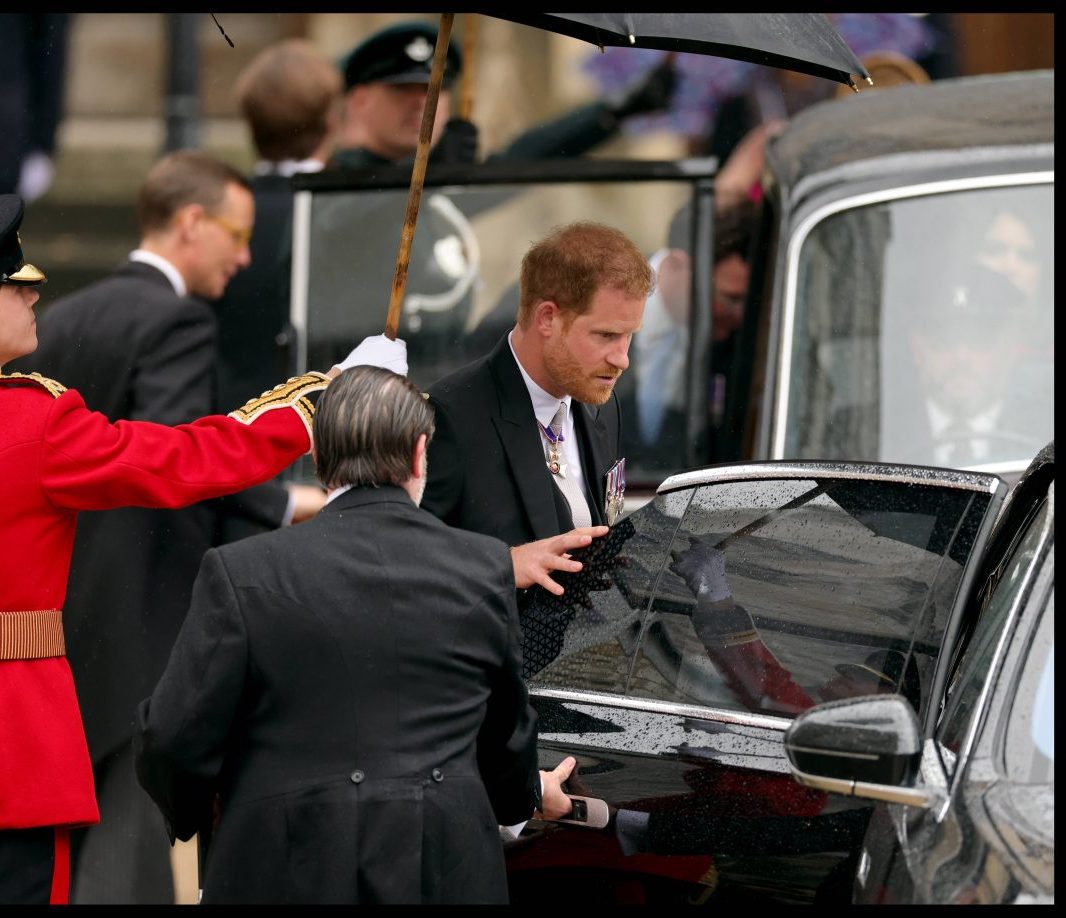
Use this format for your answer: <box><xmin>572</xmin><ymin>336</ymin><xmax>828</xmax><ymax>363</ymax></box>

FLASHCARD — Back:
<box><xmin>332</xmin><ymin>334</ymin><xmax>408</xmax><ymax>377</ymax></box>
<box><xmin>18</xmin><ymin>151</ymin><xmax>55</xmax><ymax>203</ymax></box>
<box><xmin>670</xmin><ymin>540</ymin><xmax>732</xmax><ymax>603</ymax></box>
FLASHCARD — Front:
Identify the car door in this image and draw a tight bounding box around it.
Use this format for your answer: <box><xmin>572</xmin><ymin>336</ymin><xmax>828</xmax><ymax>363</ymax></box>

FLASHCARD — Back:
<box><xmin>506</xmin><ymin>462</ymin><xmax>1006</xmax><ymax>905</ymax></box>
<box><xmin>854</xmin><ymin>468</ymin><xmax>1054</xmax><ymax>904</ymax></box>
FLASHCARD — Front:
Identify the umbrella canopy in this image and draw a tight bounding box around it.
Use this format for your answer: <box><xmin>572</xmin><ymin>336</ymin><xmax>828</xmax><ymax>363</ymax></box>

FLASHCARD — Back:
<box><xmin>484</xmin><ymin>13</ymin><xmax>869</xmax><ymax>89</ymax></box>
<box><xmin>581</xmin><ymin>13</ymin><xmax>935</xmax><ymax>138</ymax></box>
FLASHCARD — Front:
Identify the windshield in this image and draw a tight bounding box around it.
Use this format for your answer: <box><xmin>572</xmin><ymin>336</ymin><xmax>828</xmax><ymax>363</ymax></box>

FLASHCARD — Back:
<box><xmin>782</xmin><ymin>182</ymin><xmax>1053</xmax><ymax>473</ymax></box>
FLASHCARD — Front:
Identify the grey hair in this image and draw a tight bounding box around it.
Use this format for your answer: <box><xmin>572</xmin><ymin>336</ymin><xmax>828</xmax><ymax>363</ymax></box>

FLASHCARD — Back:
<box><xmin>313</xmin><ymin>366</ymin><xmax>435</xmax><ymax>490</ymax></box>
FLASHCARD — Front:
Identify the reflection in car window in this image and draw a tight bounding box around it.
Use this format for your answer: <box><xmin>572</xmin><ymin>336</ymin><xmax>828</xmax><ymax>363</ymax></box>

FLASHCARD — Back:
<box><xmin>785</xmin><ymin>184</ymin><xmax>1053</xmax><ymax>471</ymax></box>
<box><xmin>936</xmin><ymin>495</ymin><xmax>1050</xmax><ymax>780</ymax></box>
<box><xmin>628</xmin><ymin>476</ymin><xmax>992</xmax><ymax>719</ymax></box>
<box><xmin>522</xmin><ymin>489</ymin><xmax>690</xmax><ymax>693</ymax></box>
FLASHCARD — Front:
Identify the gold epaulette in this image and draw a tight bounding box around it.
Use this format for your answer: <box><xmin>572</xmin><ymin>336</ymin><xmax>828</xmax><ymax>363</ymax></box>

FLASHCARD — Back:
<box><xmin>0</xmin><ymin>371</ymin><xmax>68</xmax><ymax>398</ymax></box>
<box><xmin>228</xmin><ymin>372</ymin><xmax>331</xmax><ymax>444</ymax></box>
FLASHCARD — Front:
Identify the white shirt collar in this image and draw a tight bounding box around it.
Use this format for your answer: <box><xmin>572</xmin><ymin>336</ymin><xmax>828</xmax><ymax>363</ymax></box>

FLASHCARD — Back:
<box><xmin>254</xmin><ymin>158</ymin><xmax>325</xmax><ymax>178</ymax></box>
<box><xmin>325</xmin><ymin>484</ymin><xmax>353</xmax><ymax>505</ymax></box>
<box><xmin>129</xmin><ymin>249</ymin><xmax>187</xmax><ymax>297</ymax></box>
<box><xmin>507</xmin><ymin>330</ymin><xmax>572</xmax><ymax>431</ymax></box>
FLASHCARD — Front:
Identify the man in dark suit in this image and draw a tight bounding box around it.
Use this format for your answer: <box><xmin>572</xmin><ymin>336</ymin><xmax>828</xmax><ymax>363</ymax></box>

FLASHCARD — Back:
<box><xmin>210</xmin><ymin>39</ymin><xmax>343</xmax><ymax>543</ymax></box>
<box><xmin>8</xmin><ymin>150</ymin><xmax>320</xmax><ymax>903</ymax></box>
<box><xmin>213</xmin><ymin>38</ymin><xmax>341</xmax><ymax>414</ymax></box>
<box><xmin>423</xmin><ymin>221</ymin><xmax>653</xmax><ymax>595</ymax></box>
<box><xmin>134</xmin><ymin>365</ymin><xmax>576</xmax><ymax>904</ymax></box>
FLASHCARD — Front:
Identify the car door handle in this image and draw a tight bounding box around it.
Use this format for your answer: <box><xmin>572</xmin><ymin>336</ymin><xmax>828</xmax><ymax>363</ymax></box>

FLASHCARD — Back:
<box><xmin>547</xmin><ymin>795</ymin><xmax>611</xmax><ymax>829</ymax></box>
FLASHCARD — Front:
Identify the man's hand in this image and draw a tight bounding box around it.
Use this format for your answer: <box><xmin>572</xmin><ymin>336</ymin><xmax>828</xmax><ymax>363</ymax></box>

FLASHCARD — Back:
<box><xmin>430</xmin><ymin>117</ymin><xmax>479</xmax><ymax>165</ymax></box>
<box><xmin>286</xmin><ymin>483</ymin><xmax>326</xmax><ymax>524</ymax></box>
<box><xmin>537</xmin><ymin>756</ymin><xmax>577</xmax><ymax>821</ymax></box>
<box><xmin>670</xmin><ymin>538</ymin><xmax>732</xmax><ymax>602</ymax></box>
<box><xmin>329</xmin><ymin>334</ymin><xmax>408</xmax><ymax>378</ymax></box>
<box><xmin>511</xmin><ymin>527</ymin><xmax>609</xmax><ymax>594</ymax></box>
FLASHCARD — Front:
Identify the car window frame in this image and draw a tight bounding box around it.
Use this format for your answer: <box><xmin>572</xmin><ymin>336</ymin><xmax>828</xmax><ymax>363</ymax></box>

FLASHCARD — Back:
<box><xmin>769</xmin><ymin>172</ymin><xmax>1053</xmax><ymax>474</ymax></box>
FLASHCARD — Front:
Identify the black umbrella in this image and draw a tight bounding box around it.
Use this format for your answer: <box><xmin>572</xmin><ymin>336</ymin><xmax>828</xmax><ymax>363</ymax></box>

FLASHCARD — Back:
<box><xmin>384</xmin><ymin>13</ymin><xmax>869</xmax><ymax>339</ymax></box>
<box><xmin>486</xmin><ymin>13</ymin><xmax>870</xmax><ymax>89</ymax></box>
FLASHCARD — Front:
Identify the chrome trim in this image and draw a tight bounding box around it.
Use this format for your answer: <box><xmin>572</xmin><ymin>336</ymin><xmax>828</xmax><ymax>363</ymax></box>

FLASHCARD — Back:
<box><xmin>529</xmin><ymin>687</ymin><xmax>791</xmax><ymax>732</ymax></box>
<box><xmin>657</xmin><ymin>462</ymin><xmax>999</xmax><ymax>495</ymax></box>
<box><xmin>786</xmin><ymin>743</ymin><xmax>879</xmax><ymax>762</ymax></box>
<box><xmin>791</xmin><ymin>768</ymin><xmax>937</xmax><ymax>809</ymax></box>
<box><xmin>290</xmin><ymin>190</ymin><xmax>312</xmax><ymax>374</ymax></box>
<box><xmin>772</xmin><ymin>171</ymin><xmax>1054</xmax><ymax>459</ymax></box>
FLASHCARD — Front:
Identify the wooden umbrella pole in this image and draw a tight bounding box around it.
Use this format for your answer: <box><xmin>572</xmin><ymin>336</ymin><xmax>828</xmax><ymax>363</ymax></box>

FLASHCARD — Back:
<box><xmin>384</xmin><ymin>12</ymin><xmax>455</xmax><ymax>340</ymax></box>
<box><xmin>458</xmin><ymin>14</ymin><xmax>478</xmax><ymax>121</ymax></box>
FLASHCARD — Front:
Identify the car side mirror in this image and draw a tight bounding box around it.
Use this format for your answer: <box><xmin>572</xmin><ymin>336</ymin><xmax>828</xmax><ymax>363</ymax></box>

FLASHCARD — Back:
<box><xmin>783</xmin><ymin>695</ymin><xmax>938</xmax><ymax>809</ymax></box>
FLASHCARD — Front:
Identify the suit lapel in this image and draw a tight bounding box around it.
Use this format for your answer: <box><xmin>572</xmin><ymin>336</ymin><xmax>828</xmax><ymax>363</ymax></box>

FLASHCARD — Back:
<box><xmin>487</xmin><ymin>340</ymin><xmax>567</xmax><ymax>540</ymax></box>
<box><xmin>573</xmin><ymin>401</ymin><xmax>610</xmax><ymax>527</ymax></box>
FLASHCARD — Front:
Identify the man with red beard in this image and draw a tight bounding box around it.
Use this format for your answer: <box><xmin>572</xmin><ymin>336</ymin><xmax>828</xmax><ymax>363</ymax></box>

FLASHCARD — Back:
<box><xmin>422</xmin><ymin>221</ymin><xmax>652</xmax><ymax>596</ymax></box>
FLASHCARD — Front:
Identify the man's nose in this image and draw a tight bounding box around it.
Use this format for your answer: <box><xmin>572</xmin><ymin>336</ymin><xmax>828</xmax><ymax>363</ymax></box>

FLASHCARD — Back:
<box><xmin>606</xmin><ymin>340</ymin><xmax>630</xmax><ymax>371</ymax></box>
<box><xmin>236</xmin><ymin>244</ymin><xmax>252</xmax><ymax>268</ymax></box>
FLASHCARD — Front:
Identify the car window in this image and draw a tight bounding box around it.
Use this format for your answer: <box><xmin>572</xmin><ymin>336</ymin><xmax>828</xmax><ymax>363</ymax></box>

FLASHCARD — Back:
<box><xmin>936</xmin><ymin>493</ymin><xmax>1051</xmax><ymax>780</ymax></box>
<box><xmin>627</xmin><ymin>474</ymin><xmax>994</xmax><ymax>718</ymax></box>
<box><xmin>782</xmin><ymin>183</ymin><xmax>1053</xmax><ymax>473</ymax></box>
<box><xmin>521</xmin><ymin>488</ymin><xmax>692</xmax><ymax>693</ymax></box>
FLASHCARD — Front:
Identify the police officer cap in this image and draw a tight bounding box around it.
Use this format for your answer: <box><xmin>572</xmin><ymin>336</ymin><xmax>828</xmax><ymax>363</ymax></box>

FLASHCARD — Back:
<box><xmin>0</xmin><ymin>194</ymin><xmax>46</xmax><ymax>287</ymax></box>
<box><xmin>342</xmin><ymin>21</ymin><xmax>462</xmax><ymax>90</ymax></box>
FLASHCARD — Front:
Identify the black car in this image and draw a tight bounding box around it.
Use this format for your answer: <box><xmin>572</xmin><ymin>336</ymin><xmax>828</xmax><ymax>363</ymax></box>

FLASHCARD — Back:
<box><xmin>501</xmin><ymin>455</ymin><xmax>1025</xmax><ymax>904</ymax></box>
<box><xmin>783</xmin><ymin>443</ymin><xmax>1054</xmax><ymax>904</ymax></box>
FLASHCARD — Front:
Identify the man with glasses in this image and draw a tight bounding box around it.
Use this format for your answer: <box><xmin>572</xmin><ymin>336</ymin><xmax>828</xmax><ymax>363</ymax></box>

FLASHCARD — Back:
<box><xmin>7</xmin><ymin>149</ymin><xmax>320</xmax><ymax>903</ymax></box>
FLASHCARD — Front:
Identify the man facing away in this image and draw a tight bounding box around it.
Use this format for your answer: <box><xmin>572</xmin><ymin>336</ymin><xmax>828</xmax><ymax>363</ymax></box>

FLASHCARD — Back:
<box><xmin>213</xmin><ymin>38</ymin><xmax>342</xmax><ymax>417</ymax></box>
<box><xmin>135</xmin><ymin>365</ymin><xmax>575</xmax><ymax>904</ymax></box>
<box><xmin>422</xmin><ymin>221</ymin><xmax>653</xmax><ymax>597</ymax></box>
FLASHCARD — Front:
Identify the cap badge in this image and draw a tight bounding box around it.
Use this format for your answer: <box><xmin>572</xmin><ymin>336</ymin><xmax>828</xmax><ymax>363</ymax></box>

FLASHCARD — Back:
<box><xmin>405</xmin><ymin>36</ymin><xmax>434</xmax><ymax>63</ymax></box>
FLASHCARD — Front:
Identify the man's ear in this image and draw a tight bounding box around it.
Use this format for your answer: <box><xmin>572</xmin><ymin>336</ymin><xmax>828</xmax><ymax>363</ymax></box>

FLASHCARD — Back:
<box><xmin>173</xmin><ymin>202</ymin><xmax>205</xmax><ymax>242</ymax></box>
<box><xmin>412</xmin><ymin>433</ymin><xmax>428</xmax><ymax>480</ymax></box>
<box><xmin>532</xmin><ymin>299</ymin><xmax>561</xmax><ymax>339</ymax></box>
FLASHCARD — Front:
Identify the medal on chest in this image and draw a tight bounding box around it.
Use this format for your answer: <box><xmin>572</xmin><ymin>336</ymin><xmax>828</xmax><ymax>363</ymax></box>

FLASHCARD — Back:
<box><xmin>539</xmin><ymin>422</ymin><xmax>568</xmax><ymax>478</ymax></box>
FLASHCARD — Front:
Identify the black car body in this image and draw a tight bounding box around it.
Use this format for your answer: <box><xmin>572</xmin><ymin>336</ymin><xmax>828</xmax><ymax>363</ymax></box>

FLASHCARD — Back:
<box><xmin>784</xmin><ymin>443</ymin><xmax>1054</xmax><ymax>904</ymax></box>
<box><xmin>502</xmin><ymin>457</ymin><xmax>1017</xmax><ymax>904</ymax></box>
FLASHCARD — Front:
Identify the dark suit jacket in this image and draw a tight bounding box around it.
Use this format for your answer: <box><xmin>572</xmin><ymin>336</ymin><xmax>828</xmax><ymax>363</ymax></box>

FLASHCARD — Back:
<box><xmin>210</xmin><ymin>173</ymin><xmax>300</xmax><ymax>544</ymax></box>
<box><xmin>212</xmin><ymin>173</ymin><xmax>296</xmax><ymax>411</ymax></box>
<box><xmin>10</xmin><ymin>260</ymin><xmax>285</xmax><ymax>760</ymax></box>
<box><xmin>134</xmin><ymin>486</ymin><xmax>540</xmax><ymax>905</ymax></box>
<box><xmin>422</xmin><ymin>335</ymin><xmax>621</xmax><ymax>549</ymax></box>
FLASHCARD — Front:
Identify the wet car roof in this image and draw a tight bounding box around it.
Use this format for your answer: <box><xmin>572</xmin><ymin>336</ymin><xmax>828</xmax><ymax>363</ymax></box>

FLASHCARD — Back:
<box><xmin>765</xmin><ymin>70</ymin><xmax>1053</xmax><ymax>203</ymax></box>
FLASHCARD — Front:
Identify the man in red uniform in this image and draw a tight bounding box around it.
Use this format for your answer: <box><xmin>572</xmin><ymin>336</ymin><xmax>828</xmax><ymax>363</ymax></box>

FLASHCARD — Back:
<box><xmin>0</xmin><ymin>193</ymin><xmax>407</xmax><ymax>904</ymax></box>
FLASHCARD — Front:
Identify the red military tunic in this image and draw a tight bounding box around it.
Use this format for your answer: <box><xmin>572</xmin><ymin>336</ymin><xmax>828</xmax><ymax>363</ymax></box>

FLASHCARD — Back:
<box><xmin>0</xmin><ymin>370</ymin><xmax>328</xmax><ymax>831</ymax></box>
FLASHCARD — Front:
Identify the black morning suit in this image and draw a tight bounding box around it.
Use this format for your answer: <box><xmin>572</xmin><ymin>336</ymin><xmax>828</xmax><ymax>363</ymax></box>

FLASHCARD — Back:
<box><xmin>10</xmin><ymin>259</ymin><xmax>280</xmax><ymax>902</ymax></box>
<box><xmin>422</xmin><ymin>335</ymin><xmax>620</xmax><ymax>549</ymax></box>
<box><xmin>135</xmin><ymin>485</ymin><xmax>540</xmax><ymax>904</ymax></box>
<box><xmin>210</xmin><ymin>172</ymin><xmax>300</xmax><ymax>543</ymax></box>
<box><xmin>212</xmin><ymin>173</ymin><xmax>295</xmax><ymax>412</ymax></box>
